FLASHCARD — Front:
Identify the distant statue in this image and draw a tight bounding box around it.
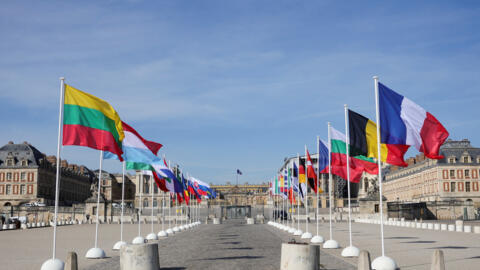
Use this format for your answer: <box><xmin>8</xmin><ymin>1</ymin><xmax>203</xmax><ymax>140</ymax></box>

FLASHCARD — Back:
<box><xmin>367</xmin><ymin>178</ymin><xmax>379</xmax><ymax>196</ymax></box>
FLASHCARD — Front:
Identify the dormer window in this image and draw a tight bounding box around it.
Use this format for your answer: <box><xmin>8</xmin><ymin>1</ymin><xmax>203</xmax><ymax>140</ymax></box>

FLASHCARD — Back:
<box><xmin>448</xmin><ymin>157</ymin><xmax>455</xmax><ymax>164</ymax></box>
<box><xmin>6</xmin><ymin>159</ymin><xmax>14</xmax><ymax>166</ymax></box>
<box><xmin>21</xmin><ymin>160</ymin><xmax>27</xmax><ymax>166</ymax></box>
<box><xmin>463</xmin><ymin>156</ymin><xmax>471</xmax><ymax>163</ymax></box>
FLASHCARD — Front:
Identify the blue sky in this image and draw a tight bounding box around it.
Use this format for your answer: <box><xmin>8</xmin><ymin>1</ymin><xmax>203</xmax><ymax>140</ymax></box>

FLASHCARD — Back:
<box><xmin>1</xmin><ymin>1</ymin><xmax>479</xmax><ymax>184</ymax></box>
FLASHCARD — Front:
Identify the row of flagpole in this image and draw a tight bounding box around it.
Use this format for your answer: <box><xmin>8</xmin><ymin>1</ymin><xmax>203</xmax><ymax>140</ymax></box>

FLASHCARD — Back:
<box><xmin>269</xmin><ymin>76</ymin><xmax>447</xmax><ymax>270</ymax></box>
<box><xmin>42</xmin><ymin>77</ymin><xmax>206</xmax><ymax>270</ymax></box>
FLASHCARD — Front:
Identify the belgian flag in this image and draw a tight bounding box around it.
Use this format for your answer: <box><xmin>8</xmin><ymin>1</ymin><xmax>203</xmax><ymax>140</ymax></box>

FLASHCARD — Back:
<box><xmin>348</xmin><ymin>109</ymin><xmax>409</xmax><ymax>167</ymax></box>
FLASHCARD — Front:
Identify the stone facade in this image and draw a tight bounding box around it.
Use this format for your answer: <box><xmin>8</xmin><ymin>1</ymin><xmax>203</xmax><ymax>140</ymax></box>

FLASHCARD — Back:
<box><xmin>0</xmin><ymin>141</ymin><xmax>93</xmax><ymax>207</ymax></box>
<box><xmin>210</xmin><ymin>184</ymin><xmax>269</xmax><ymax>205</ymax></box>
<box><xmin>383</xmin><ymin>139</ymin><xmax>480</xmax><ymax>207</ymax></box>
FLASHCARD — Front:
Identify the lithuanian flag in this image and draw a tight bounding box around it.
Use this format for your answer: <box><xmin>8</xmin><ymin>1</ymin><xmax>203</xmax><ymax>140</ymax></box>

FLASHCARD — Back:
<box><xmin>348</xmin><ymin>109</ymin><xmax>409</xmax><ymax>167</ymax></box>
<box><xmin>63</xmin><ymin>84</ymin><xmax>125</xmax><ymax>160</ymax></box>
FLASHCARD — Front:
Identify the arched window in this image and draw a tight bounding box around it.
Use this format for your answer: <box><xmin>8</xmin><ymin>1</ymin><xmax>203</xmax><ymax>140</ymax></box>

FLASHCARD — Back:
<box><xmin>143</xmin><ymin>198</ymin><xmax>148</xmax><ymax>207</ymax></box>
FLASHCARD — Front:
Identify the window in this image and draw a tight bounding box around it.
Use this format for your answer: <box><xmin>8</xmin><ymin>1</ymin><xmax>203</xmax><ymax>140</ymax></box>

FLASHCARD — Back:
<box><xmin>7</xmin><ymin>159</ymin><xmax>13</xmax><ymax>166</ymax></box>
<box><xmin>449</xmin><ymin>158</ymin><xmax>455</xmax><ymax>164</ymax></box>
<box><xmin>154</xmin><ymin>184</ymin><xmax>158</xmax><ymax>194</ymax></box>
<box><xmin>466</xmin><ymin>182</ymin><xmax>471</xmax><ymax>192</ymax></box>
<box><xmin>450</xmin><ymin>170</ymin><xmax>455</xmax><ymax>179</ymax></box>
<box><xmin>464</xmin><ymin>156</ymin><xmax>469</xmax><ymax>163</ymax></box>
<box><xmin>20</xmin><ymin>172</ymin><xmax>26</xmax><ymax>180</ymax></box>
<box><xmin>6</xmin><ymin>173</ymin><xmax>12</xmax><ymax>180</ymax></box>
<box><xmin>451</xmin><ymin>182</ymin><xmax>456</xmax><ymax>192</ymax></box>
<box><xmin>20</xmin><ymin>185</ymin><xmax>25</xmax><ymax>195</ymax></box>
<box><xmin>465</xmin><ymin>170</ymin><xmax>470</xmax><ymax>178</ymax></box>
<box><xmin>153</xmin><ymin>199</ymin><xmax>157</xmax><ymax>207</ymax></box>
<box><xmin>143</xmin><ymin>198</ymin><xmax>148</xmax><ymax>207</ymax></box>
<box><xmin>6</xmin><ymin>184</ymin><xmax>11</xmax><ymax>194</ymax></box>
<box><xmin>374</xmin><ymin>204</ymin><xmax>379</xmax><ymax>213</ymax></box>
<box><xmin>21</xmin><ymin>160</ymin><xmax>27</xmax><ymax>166</ymax></box>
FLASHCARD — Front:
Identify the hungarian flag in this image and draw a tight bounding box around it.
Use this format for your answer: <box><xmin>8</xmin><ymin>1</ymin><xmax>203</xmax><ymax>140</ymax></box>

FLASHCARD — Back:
<box><xmin>348</xmin><ymin>109</ymin><xmax>409</xmax><ymax>166</ymax></box>
<box><xmin>63</xmin><ymin>84</ymin><xmax>124</xmax><ymax>160</ymax></box>
<box><xmin>306</xmin><ymin>149</ymin><xmax>318</xmax><ymax>193</ymax></box>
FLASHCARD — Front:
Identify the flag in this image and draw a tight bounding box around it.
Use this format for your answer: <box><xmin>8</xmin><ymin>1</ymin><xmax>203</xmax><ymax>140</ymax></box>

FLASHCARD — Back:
<box><xmin>63</xmin><ymin>84</ymin><xmax>124</xmax><ymax>160</ymax></box>
<box><xmin>348</xmin><ymin>109</ymin><xmax>409</xmax><ymax>166</ymax></box>
<box><xmin>306</xmin><ymin>149</ymin><xmax>318</xmax><ymax>193</ymax></box>
<box><xmin>187</xmin><ymin>176</ymin><xmax>202</xmax><ymax>203</ymax></box>
<box><xmin>324</xmin><ymin>127</ymin><xmax>377</xmax><ymax>183</ymax></box>
<box><xmin>292</xmin><ymin>162</ymin><xmax>299</xmax><ymax>193</ymax></box>
<box><xmin>236</xmin><ymin>169</ymin><xmax>242</xmax><ymax>175</ymax></box>
<box><xmin>318</xmin><ymin>139</ymin><xmax>329</xmax><ymax>173</ymax></box>
<box><xmin>379</xmin><ymin>82</ymin><xmax>449</xmax><ymax>159</ymax></box>
<box><xmin>279</xmin><ymin>173</ymin><xmax>284</xmax><ymax>194</ymax></box>
<box><xmin>103</xmin><ymin>121</ymin><xmax>162</xmax><ymax>163</ymax></box>
<box><xmin>181</xmin><ymin>174</ymin><xmax>190</xmax><ymax>205</ymax></box>
<box><xmin>298</xmin><ymin>159</ymin><xmax>306</xmax><ymax>202</ymax></box>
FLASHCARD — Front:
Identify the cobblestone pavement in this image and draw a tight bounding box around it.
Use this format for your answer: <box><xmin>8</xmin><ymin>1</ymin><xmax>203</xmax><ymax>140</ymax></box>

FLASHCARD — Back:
<box><xmin>87</xmin><ymin>219</ymin><xmax>354</xmax><ymax>270</ymax></box>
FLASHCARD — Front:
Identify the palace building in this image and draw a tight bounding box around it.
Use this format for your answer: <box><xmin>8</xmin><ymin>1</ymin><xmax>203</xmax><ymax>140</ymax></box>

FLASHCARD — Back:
<box><xmin>0</xmin><ymin>141</ymin><xmax>94</xmax><ymax>207</ymax></box>
<box><xmin>383</xmin><ymin>139</ymin><xmax>480</xmax><ymax>207</ymax></box>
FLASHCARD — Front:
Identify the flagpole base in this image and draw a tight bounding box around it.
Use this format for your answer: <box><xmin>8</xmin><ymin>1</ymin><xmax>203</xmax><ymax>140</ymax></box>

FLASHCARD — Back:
<box><xmin>341</xmin><ymin>245</ymin><xmax>360</xmax><ymax>257</ymax></box>
<box><xmin>173</xmin><ymin>226</ymin><xmax>180</xmax><ymax>232</ymax></box>
<box><xmin>288</xmin><ymin>227</ymin><xmax>296</xmax><ymax>233</ymax></box>
<box><xmin>112</xmin><ymin>241</ymin><xmax>127</xmax><ymax>250</ymax></box>
<box><xmin>132</xmin><ymin>236</ymin><xmax>145</xmax><ymax>244</ymax></box>
<box><xmin>40</xmin><ymin>258</ymin><xmax>64</xmax><ymax>270</ymax></box>
<box><xmin>85</xmin><ymin>247</ymin><xmax>106</xmax><ymax>259</ymax></box>
<box><xmin>310</xmin><ymin>235</ymin><xmax>324</xmax><ymax>244</ymax></box>
<box><xmin>166</xmin><ymin>228</ymin><xmax>174</xmax><ymax>235</ymax></box>
<box><xmin>371</xmin><ymin>256</ymin><xmax>398</xmax><ymax>270</ymax></box>
<box><xmin>301</xmin><ymin>232</ymin><xmax>313</xmax><ymax>239</ymax></box>
<box><xmin>158</xmin><ymin>231</ymin><xmax>167</xmax><ymax>237</ymax></box>
<box><xmin>323</xmin><ymin>239</ymin><xmax>340</xmax><ymax>249</ymax></box>
<box><xmin>293</xmin><ymin>229</ymin><xmax>303</xmax><ymax>236</ymax></box>
<box><xmin>146</xmin><ymin>233</ymin><xmax>158</xmax><ymax>241</ymax></box>
<box><xmin>282</xmin><ymin>226</ymin><xmax>290</xmax><ymax>231</ymax></box>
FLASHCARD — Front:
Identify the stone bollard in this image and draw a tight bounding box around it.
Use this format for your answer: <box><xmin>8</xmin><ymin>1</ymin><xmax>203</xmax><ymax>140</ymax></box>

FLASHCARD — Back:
<box><xmin>447</xmin><ymin>224</ymin><xmax>455</xmax><ymax>231</ymax></box>
<box><xmin>280</xmin><ymin>243</ymin><xmax>319</xmax><ymax>270</ymax></box>
<box><xmin>120</xmin><ymin>243</ymin><xmax>160</xmax><ymax>270</ymax></box>
<box><xmin>440</xmin><ymin>224</ymin><xmax>447</xmax><ymax>231</ymax></box>
<box><xmin>464</xmin><ymin>225</ymin><xmax>472</xmax><ymax>233</ymax></box>
<box><xmin>213</xmin><ymin>218</ymin><xmax>221</xmax><ymax>224</ymax></box>
<box><xmin>247</xmin><ymin>218</ymin><xmax>254</xmax><ymax>225</ymax></box>
<box><xmin>430</xmin><ymin>249</ymin><xmax>445</xmax><ymax>270</ymax></box>
<box><xmin>422</xmin><ymin>223</ymin><xmax>428</xmax><ymax>229</ymax></box>
<box><xmin>473</xmin><ymin>226</ymin><xmax>480</xmax><ymax>234</ymax></box>
<box><xmin>65</xmin><ymin>251</ymin><xmax>78</xmax><ymax>270</ymax></box>
<box><xmin>455</xmin><ymin>220</ymin><xmax>463</xmax><ymax>232</ymax></box>
<box><xmin>357</xmin><ymin>250</ymin><xmax>372</xmax><ymax>270</ymax></box>
<box><xmin>427</xmin><ymin>223</ymin><xmax>434</xmax><ymax>230</ymax></box>
<box><xmin>434</xmin><ymin>224</ymin><xmax>440</xmax><ymax>230</ymax></box>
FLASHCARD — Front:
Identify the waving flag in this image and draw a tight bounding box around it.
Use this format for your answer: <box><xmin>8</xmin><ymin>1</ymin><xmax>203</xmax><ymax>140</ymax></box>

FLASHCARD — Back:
<box><xmin>348</xmin><ymin>109</ymin><xmax>409</xmax><ymax>166</ymax></box>
<box><xmin>298</xmin><ymin>160</ymin><xmax>306</xmax><ymax>202</ymax></box>
<box><xmin>306</xmin><ymin>149</ymin><xmax>318</xmax><ymax>193</ymax></box>
<box><xmin>187</xmin><ymin>177</ymin><xmax>201</xmax><ymax>203</ymax></box>
<box><xmin>236</xmin><ymin>169</ymin><xmax>242</xmax><ymax>175</ymax></box>
<box><xmin>379</xmin><ymin>82</ymin><xmax>449</xmax><ymax>159</ymax></box>
<box><xmin>63</xmin><ymin>84</ymin><xmax>124</xmax><ymax>160</ymax></box>
<box><xmin>323</xmin><ymin>127</ymin><xmax>377</xmax><ymax>183</ymax></box>
<box><xmin>181</xmin><ymin>174</ymin><xmax>190</xmax><ymax>205</ymax></box>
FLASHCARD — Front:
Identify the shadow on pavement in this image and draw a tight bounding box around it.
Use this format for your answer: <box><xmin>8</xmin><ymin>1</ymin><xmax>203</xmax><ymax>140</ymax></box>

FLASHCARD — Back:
<box><xmin>200</xmin><ymin>256</ymin><xmax>264</xmax><ymax>261</ymax></box>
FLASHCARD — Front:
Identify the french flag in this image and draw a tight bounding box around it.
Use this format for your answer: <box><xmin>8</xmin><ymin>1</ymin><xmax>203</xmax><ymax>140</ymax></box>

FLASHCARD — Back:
<box><xmin>378</xmin><ymin>82</ymin><xmax>449</xmax><ymax>159</ymax></box>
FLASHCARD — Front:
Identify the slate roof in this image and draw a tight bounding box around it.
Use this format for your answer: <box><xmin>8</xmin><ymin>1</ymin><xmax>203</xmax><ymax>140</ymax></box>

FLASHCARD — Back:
<box><xmin>437</xmin><ymin>139</ymin><xmax>480</xmax><ymax>164</ymax></box>
<box><xmin>0</xmin><ymin>142</ymin><xmax>45</xmax><ymax>167</ymax></box>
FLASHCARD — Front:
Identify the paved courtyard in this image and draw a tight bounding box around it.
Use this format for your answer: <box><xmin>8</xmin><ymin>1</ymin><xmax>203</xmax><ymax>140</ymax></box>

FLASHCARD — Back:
<box><xmin>1</xmin><ymin>219</ymin><xmax>479</xmax><ymax>269</ymax></box>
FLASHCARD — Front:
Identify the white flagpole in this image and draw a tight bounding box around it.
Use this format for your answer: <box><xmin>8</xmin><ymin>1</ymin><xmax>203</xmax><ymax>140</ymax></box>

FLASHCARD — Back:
<box><xmin>131</xmin><ymin>171</ymin><xmax>145</xmax><ymax>244</ymax></box>
<box><xmin>371</xmin><ymin>76</ymin><xmax>397</xmax><ymax>268</ymax></box>
<box><xmin>41</xmin><ymin>77</ymin><xmax>66</xmax><ymax>270</ymax></box>
<box><xmin>85</xmin><ymin>151</ymin><xmax>106</xmax><ymax>258</ymax></box>
<box><xmin>296</xmin><ymin>154</ymin><xmax>301</xmax><ymax>233</ymax></box>
<box><xmin>162</xmin><ymin>191</ymin><xmax>165</xmax><ymax>231</ymax></box>
<box><xmin>113</xmin><ymin>162</ymin><xmax>127</xmax><ymax>250</ymax></box>
<box><xmin>311</xmin><ymin>136</ymin><xmax>324</xmax><ymax>243</ymax></box>
<box><xmin>121</xmin><ymin>162</ymin><xmax>125</xmax><ymax>241</ymax></box>
<box><xmin>342</xmin><ymin>105</ymin><xmax>359</xmax><ymax>256</ymax></box>
<box><xmin>145</xmin><ymin>173</ymin><xmax>158</xmax><ymax>240</ymax></box>
<box><xmin>301</xmin><ymin>145</ymin><xmax>311</xmax><ymax>238</ymax></box>
<box><xmin>323</xmin><ymin>122</ymin><xmax>339</xmax><ymax>249</ymax></box>
<box><xmin>316</xmin><ymin>136</ymin><xmax>320</xmax><ymax>236</ymax></box>
<box><xmin>94</xmin><ymin>152</ymin><xmax>103</xmax><ymax>248</ymax></box>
